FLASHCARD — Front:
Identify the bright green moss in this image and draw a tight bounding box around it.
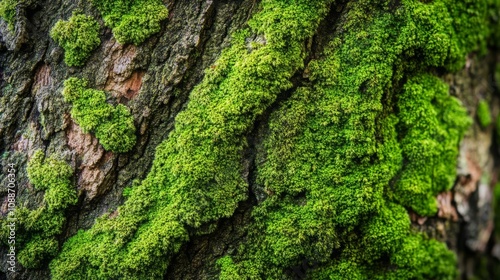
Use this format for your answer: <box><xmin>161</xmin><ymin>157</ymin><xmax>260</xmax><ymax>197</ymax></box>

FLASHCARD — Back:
<box><xmin>27</xmin><ymin>150</ymin><xmax>77</xmax><ymax>211</ymax></box>
<box><xmin>18</xmin><ymin>236</ymin><xmax>59</xmax><ymax>269</ymax></box>
<box><xmin>0</xmin><ymin>151</ymin><xmax>76</xmax><ymax>269</ymax></box>
<box><xmin>477</xmin><ymin>100</ymin><xmax>492</xmax><ymax>128</ymax></box>
<box><xmin>50</xmin><ymin>1</ymin><xmax>333</xmax><ymax>279</ymax></box>
<box><xmin>217</xmin><ymin>0</ymin><xmax>479</xmax><ymax>278</ymax></box>
<box><xmin>50</xmin><ymin>0</ymin><xmax>498</xmax><ymax>279</ymax></box>
<box><xmin>0</xmin><ymin>0</ymin><xmax>18</xmax><ymax>29</ymax></box>
<box><xmin>19</xmin><ymin>207</ymin><xmax>66</xmax><ymax>237</ymax></box>
<box><xmin>90</xmin><ymin>0</ymin><xmax>168</xmax><ymax>44</ymax></box>
<box><xmin>217</xmin><ymin>256</ymin><xmax>243</xmax><ymax>279</ymax></box>
<box><xmin>309</xmin><ymin>233</ymin><xmax>457</xmax><ymax>280</ymax></box>
<box><xmin>50</xmin><ymin>12</ymin><xmax>101</xmax><ymax>67</ymax></box>
<box><xmin>62</xmin><ymin>77</ymin><xmax>136</xmax><ymax>153</ymax></box>
<box><xmin>381</xmin><ymin>233</ymin><xmax>458</xmax><ymax>279</ymax></box>
<box><xmin>393</xmin><ymin>75</ymin><xmax>470</xmax><ymax>216</ymax></box>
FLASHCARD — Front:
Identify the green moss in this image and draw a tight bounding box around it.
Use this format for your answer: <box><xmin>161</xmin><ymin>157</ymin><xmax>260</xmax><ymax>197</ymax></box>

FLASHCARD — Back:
<box><xmin>216</xmin><ymin>0</ymin><xmax>478</xmax><ymax>278</ymax></box>
<box><xmin>308</xmin><ymin>232</ymin><xmax>457</xmax><ymax>279</ymax></box>
<box><xmin>393</xmin><ymin>75</ymin><xmax>470</xmax><ymax>216</ymax></box>
<box><xmin>49</xmin><ymin>0</ymin><xmax>498</xmax><ymax>279</ymax></box>
<box><xmin>50</xmin><ymin>1</ymin><xmax>333</xmax><ymax>279</ymax></box>
<box><xmin>217</xmin><ymin>256</ymin><xmax>243</xmax><ymax>279</ymax></box>
<box><xmin>90</xmin><ymin>0</ymin><xmax>168</xmax><ymax>44</ymax></box>
<box><xmin>27</xmin><ymin>150</ymin><xmax>77</xmax><ymax>211</ymax></box>
<box><xmin>62</xmin><ymin>77</ymin><xmax>136</xmax><ymax>153</ymax></box>
<box><xmin>50</xmin><ymin>12</ymin><xmax>101</xmax><ymax>67</ymax></box>
<box><xmin>477</xmin><ymin>100</ymin><xmax>492</xmax><ymax>128</ymax></box>
<box><xmin>0</xmin><ymin>150</ymin><xmax>76</xmax><ymax>268</ymax></box>
<box><xmin>18</xmin><ymin>236</ymin><xmax>59</xmax><ymax>269</ymax></box>
<box><xmin>0</xmin><ymin>0</ymin><xmax>18</xmax><ymax>29</ymax></box>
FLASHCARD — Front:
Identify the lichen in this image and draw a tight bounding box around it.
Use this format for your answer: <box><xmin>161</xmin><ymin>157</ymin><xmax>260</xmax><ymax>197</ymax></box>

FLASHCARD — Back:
<box><xmin>50</xmin><ymin>12</ymin><xmax>101</xmax><ymax>67</ymax></box>
<box><xmin>90</xmin><ymin>0</ymin><xmax>169</xmax><ymax>45</ymax></box>
<box><xmin>0</xmin><ymin>150</ymin><xmax>76</xmax><ymax>268</ymax></box>
<box><xmin>477</xmin><ymin>100</ymin><xmax>492</xmax><ymax>128</ymax></box>
<box><xmin>62</xmin><ymin>77</ymin><xmax>136</xmax><ymax>153</ymax></box>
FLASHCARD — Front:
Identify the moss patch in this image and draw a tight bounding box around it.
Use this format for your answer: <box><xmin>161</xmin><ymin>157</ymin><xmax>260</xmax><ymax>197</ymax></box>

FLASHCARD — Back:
<box><xmin>90</xmin><ymin>0</ymin><xmax>168</xmax><ymax>45</ymax></box>
<box><xmin>62</xmin><ymin>77</ymin><xmax>136</xmax><ymax>153</ymax></box>
<box><xmin>0</xmin><ymin>0</ymin><xmax>18</xmax><ymax>29</ymax></box>
<box><xmin>26</xmin><ymin>151</ymin><xmax>77</xmax><ymax>211</ymax></box>
<box><xmin>394</xmin><ymin>75</ymin><xmax>471</xmax><ymax>216</ymax></box>
<box><xmin>217</xmin><ymin>0</ymin><xmax>488</xmax><ymax>278</ymax></box>
<box><xmin>49</xmin><ymin>1</ymin><xmax>333</xmax><ymax>279</ymax></box>
<box><xmin>49</xmin><ymin>0</ymin><xmax>500</xmax><ymax>279</ymax></box>
<box><xmin>477</xmin><ymin>100</ymin><xmax>492</xmax><ymax>128</ymax></box>
<box><xmin>0</xmin><ymin>151</ymin><xmax>76</xmax><ymax>268</ymax></box>
<box><xmin>50</xmin><ymin>12</ymin><xmax>101</xmax><ymax>67</ymax></box>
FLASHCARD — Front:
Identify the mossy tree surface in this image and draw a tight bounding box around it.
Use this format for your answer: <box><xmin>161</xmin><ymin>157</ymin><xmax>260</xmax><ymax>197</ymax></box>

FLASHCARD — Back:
<box><xmin>219</xmin><ymin>0</ymin><xmax>495</xmax><ymax>278</ymax></box>
<box><xmin>50</xmin><ymin>1</ymin><xmax>334</xmax><ymax>279</ymax></box>
<box><xmin>90</xmin><ymin>0</ymin><xmax>168</xmax><ymax>45</ymax></box>
<box><xmin>62</xmin><ymin>77</ymin><xmax>136</xmax><ymax>153</ymax></box>
<box><xmin>46</xmin><ymin>0</ymin><xmax>500</xmax><ymax>279</ymax></box>
<box><xmin>0</xmin><ymin>151</ymin><xmax>76</xmax><ymax>269</ymax></box>
<box><xmin>50</xmin><ymin>12</ymin><xmax>101</xmax><ymax>67</ymax></box>
<box><xmin>0</xmin><ymin>0</ymin><xmax>18</xmax><ymax>29</ymax></box>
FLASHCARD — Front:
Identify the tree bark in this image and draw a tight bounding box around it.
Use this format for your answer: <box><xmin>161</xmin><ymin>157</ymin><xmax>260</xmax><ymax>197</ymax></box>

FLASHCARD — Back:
<box><xmin>0</xmin><ymin>0</ymin><xmax>499</xmax><ymax>279</ymax></box>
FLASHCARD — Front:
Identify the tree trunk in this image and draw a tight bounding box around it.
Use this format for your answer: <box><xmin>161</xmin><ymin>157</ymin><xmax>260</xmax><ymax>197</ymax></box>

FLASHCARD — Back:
<box><xmin>0</xmin><ymin>0</ymin><xmax>499</xmax><ymax>279</ymax></box>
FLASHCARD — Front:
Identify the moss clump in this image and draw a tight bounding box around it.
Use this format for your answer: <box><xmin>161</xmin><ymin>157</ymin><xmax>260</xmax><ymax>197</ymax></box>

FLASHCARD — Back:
<box><xmin>217</xmin><ymin>0</ymin><xmax>477</xmax><ymax>278</ymax></box>
<box><xmin>394</xmin><ymin>75</ymin><xmax>470</xmax><ymax>216</ymax></box>
<box><xmin>26</xmin><ymin>150</ymin><xmax>77</xmax><ymax>211</ymax></box>
<box><xmin>50</xmin><ymin>1</ymin><xmax>333</xmax><ymax>279</ymax></box>
<box><xmin>62</xmin><ymin>77</ymin><xmax>136</xmax><ymax>153</ymax></box>
<box><xmin>90</xmin><ymin>0</ymin><xmax>168</xmax><ymax>44</ymax></box>
<box><xmin>477</xmin><ymin>100</ymin><xmax>492</xmax><ymax>128</ymax></box>
<box><xmin>217</xmin><ymin>256</ymin><xmax>243</xmax><ymax>279</ymax></box>
<box><xmin>50</xmin><ymin>0</ymin><xmax>497</xmax><ymax>278</ymax></box>
<box><xmin>0</xmin><ymin>151</ymin><xmax>76</xmax><ymax>268</ymax></box>
<box><xmin>50</xmin><ymin>12</ymin><xmax>101</xmax><ymax>67</ymax></box>
<box><xmin>309</xmin><ymin>233</ymin><xmax>457</xmax><ymax>279</ymax></box>
<box><xmin>0</xmin><ymin>0</ymin><xmax>18</xmax><ymax>29</ymax></box>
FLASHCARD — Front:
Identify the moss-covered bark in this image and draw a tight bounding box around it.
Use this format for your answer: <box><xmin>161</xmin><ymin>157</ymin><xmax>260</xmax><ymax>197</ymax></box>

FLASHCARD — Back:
<box><xmin>1</xmin><ymin>0</ymin><xmax>500</xmax><ymax>279</ymax></box>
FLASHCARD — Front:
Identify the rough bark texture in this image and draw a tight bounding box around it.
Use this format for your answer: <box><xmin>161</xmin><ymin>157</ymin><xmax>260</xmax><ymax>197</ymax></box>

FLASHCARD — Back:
<box><xmin>0</xmin><ymin>0</ymin><xmax>499</xmax><ymax>279</ymax></box>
